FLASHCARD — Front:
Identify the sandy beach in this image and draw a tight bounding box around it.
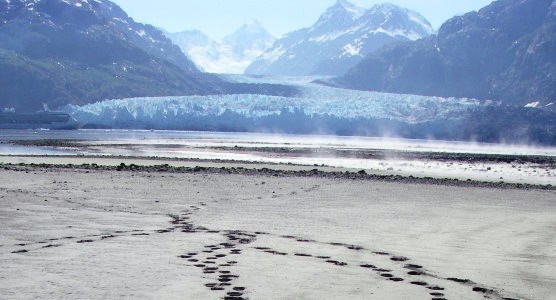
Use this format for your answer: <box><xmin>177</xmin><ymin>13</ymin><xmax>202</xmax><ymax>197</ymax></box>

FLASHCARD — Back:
<box><xmin>0</xmin><ymin>158</ymin><xmax>554</xmax><ymax>300</ymax></box>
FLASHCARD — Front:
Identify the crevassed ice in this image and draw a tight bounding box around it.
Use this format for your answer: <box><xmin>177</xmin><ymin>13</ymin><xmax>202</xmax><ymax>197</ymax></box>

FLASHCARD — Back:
<box><xmin>66</xmin><ymin>76</ymin><xmax>481</xmax><ymax>126</ymax></box>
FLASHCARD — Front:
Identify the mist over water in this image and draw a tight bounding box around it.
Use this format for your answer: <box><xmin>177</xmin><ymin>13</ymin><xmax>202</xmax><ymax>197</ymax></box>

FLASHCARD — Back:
<box><xmin>1</xmin><ymin>129</ymin><xmax>554</xmax><ymax>185</ymax></box>
<box><xmin>2</xmin><ymin>129</ymin><xmax>556</xmax><ymax>156</ymax></box>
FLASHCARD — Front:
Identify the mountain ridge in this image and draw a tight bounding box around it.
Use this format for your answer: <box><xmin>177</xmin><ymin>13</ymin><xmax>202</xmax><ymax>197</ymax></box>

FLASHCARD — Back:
<box><xmin>0</xmin><ymin>0</ymin><xmax>297</xmax><ymax>112</ymax></box>
<box><xmin>335</xmin><ymin>0</ymin><xmax>556</xmax><ymax>107</ymax></box>
<box><xmin>245</xmin><ymin>1</ymin><xmax>433</xmax><ymax>76</ymax></box>
<box><xmin>0</xmin><ymin>0</ymin><xmax>224</xmax><ymax>112</ymax></box>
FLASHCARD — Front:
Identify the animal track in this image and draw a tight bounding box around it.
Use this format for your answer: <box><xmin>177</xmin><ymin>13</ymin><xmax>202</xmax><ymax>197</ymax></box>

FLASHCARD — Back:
<box><xmin>325</xmin><ymin>259</ymin><xmax>348</xmax><ymax>266</ymax></box>
<box><xmin>360</xmin><ymin>264</ymin><xmax>376</xmax><ymax>269</ymax></box>
<box><xmin>391</xmin><ymin>256</ymin><xmax>409</xmax><ymax>262</ymax></box>
<box><xmin>408</xmin><ymin>270</ymin><xmax>425</xmax><ymax>276</ymax></box>
<box><xmin>473</xmin><ymin>286</ymin><xmax>494</xmax><ymax>294</ymax></box>
<box><xmin>389</xmin><ymin>277</ymin><xmax>404</xmax><ymax>282</ymax></box>
<box><xmin>405</xmin><ymin>264</ymin><xmax>423</xmax><ymax>269</ymax></box>
<box><xmin>76</xmin><ymin>239</ymin><xmax>94</xmax><ymax>244</ymax></box>
<box><xmin>447</xmin><ymin>277</ymin><xmax>473</xmax><ymax>284</ymax></box>
<box><xmin>11</xmin><ymin>249</ymin><xmax>28</xmax><ymax>254</ymax></box>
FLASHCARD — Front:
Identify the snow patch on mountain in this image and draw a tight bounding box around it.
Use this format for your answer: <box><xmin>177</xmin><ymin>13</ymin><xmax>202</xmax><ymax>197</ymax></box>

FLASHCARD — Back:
<box><xmin>342</xmin><ymin>43</ymin><xmax>362</xmax><ymax>57</ymax></box>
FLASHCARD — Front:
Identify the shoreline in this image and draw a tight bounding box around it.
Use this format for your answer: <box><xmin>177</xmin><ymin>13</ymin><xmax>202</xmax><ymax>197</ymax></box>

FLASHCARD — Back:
<box><xmin>1</xmin><ymin>155</ymin><xmax>553</xmax><ymax>190</ymax></box>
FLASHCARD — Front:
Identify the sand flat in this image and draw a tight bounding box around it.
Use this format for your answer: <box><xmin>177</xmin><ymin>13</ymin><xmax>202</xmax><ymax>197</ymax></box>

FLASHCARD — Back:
<box><xmin>0</xmin><ymin>164</ymin><xmax>555</xmax><ymax>300</ymax></box>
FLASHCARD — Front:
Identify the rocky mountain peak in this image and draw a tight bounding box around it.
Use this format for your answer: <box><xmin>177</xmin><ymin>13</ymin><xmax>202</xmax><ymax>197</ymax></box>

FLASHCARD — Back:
<box><xmin>239</xmin><ymin>19</ymin><xmax>266</xmax><ymax>33</ymax></box>
<box><xmin>224</xmin><ymin>19</ymin><xmax>274</xmax><ymax>44</ymax></box>
<box><xmin>314</xmin><ymin>0</ymin><xmax>365</xmax><ymax>29</ymax></box>
<box><xmin>245</xmin><ymin>1</ymin><xmax>434</xmax><ymax>76</ymax></box>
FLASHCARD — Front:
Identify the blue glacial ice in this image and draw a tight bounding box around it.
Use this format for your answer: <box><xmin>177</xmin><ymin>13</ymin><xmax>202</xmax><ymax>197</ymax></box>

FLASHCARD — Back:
<box><xmin>65</xmin><ymin>75</ymin><xmax>482</xmax><ymax>127</ymax></box>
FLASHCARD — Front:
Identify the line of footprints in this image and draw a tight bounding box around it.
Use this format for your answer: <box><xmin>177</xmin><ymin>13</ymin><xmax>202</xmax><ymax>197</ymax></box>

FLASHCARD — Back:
<box><xmin>170</xmin><ymin>207</ymin><xmax>519</xmax><ymax>300</ymax></box>
<box><xmin>6</xmin><ymin>203</ymin><xmax>519</xmax><ymax>300</ymax></box>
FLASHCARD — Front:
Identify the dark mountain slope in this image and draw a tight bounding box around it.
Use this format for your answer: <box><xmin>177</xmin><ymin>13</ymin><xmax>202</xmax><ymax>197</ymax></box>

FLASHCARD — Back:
<box><xmin>336</xmin><ymin>0</ymin><xmax>556</xmax><ymax>106</ymax></box>
<box><xmin>0</xmin><ymin>0</ymin><xmax>292</xmax><ymax>112</ymax></box>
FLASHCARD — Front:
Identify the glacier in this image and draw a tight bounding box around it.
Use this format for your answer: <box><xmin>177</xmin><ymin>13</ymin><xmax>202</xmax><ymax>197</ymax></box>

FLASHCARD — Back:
<box><xmin>65</xmin><ymin>75</ymin><xmax>482</xmax><ymax>135</ymax></box>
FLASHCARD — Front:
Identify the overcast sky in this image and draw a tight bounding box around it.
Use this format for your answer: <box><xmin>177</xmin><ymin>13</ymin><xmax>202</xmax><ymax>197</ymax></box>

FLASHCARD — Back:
<box><xmin>111</xmin><ymin>0</ymin><xmax>494</xmax><ymax>39</ymax></box>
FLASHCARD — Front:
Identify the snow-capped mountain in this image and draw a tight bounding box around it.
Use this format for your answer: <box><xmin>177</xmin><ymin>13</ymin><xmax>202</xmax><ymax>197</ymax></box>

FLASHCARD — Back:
<box><xmin>245</xmin><ymin>0</ymin><xmax>434</xmax><ymax>76</ymax></box>
<box><xmin>166</xmin><ymin>20</ymin><xmax>276</xmax><ymax>74</ymax></box>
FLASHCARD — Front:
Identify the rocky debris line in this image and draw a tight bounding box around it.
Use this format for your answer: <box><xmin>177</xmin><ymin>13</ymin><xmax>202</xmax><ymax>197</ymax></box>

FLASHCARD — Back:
<box><xmin>1</xmin><ymin>163</ymin><xmax>553</xmax><ymax>191</ymax></box>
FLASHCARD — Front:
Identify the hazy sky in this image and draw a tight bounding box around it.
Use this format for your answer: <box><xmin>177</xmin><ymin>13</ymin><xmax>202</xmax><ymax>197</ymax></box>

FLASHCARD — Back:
<box><xmin>111</xmin><ymin>0</ymin><xmax>494</xmax><ymax>39</ymax></box>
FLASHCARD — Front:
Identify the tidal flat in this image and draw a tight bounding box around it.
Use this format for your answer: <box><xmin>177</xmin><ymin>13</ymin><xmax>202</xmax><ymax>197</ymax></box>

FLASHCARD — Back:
<box><xmin>0</xmin><ymin>160</ymin><xmax>554</xmax><ymax>299</ymax></box>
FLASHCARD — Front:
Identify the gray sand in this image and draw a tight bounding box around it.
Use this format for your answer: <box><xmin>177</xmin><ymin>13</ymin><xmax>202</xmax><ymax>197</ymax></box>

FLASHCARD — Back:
<box><xmin>0</xmin><ymin>165</ymin><xmax>554</xmax><ymax>299</ymax></box>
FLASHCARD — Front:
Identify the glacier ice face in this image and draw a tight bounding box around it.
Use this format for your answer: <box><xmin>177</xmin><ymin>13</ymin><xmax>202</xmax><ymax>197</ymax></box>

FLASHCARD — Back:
<box><xmin>65</xmin><ymin>75</ymin><xmax>481</xmax><ymax>129</ymax></box>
